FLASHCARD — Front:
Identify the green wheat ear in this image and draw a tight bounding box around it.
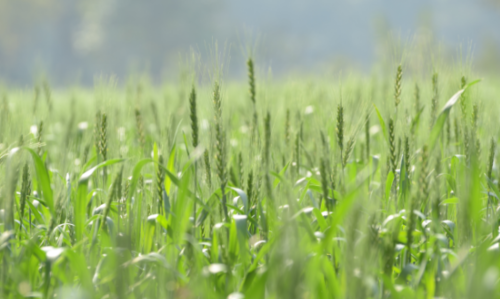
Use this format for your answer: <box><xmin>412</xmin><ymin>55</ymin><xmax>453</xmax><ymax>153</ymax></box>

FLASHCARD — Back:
<box><xmin>319</xmin><ymin>157</ymin><xmax>330</xmax><ymax>211</ymax></box>
<box><xmin>247</xmin><ymin>169</ymin><xmax>254</xmax><ymax>206</ymax></box>
<box><xmin>388</xmin><ymin>118</ymin><xmax>396</xmax><ymax>174</ymax></box>
<box><xmin>100</xmin><ymin>113</ymin><xmax>107</xmax><ymax>161</ymax></box>
<box><xmin>464</xmin><ymin>128</ymin><xmax>470</xmax><ymax>163</ymax></box>
<box><xmin>414</xmin><ymin>83</ymin><xmax>420</xmax><ymax>115</ymax></box>
<box><xmin>238</xmin><ymin>152</ymin><xmax>244</xmax><ymax>188</ymax></box>
<box><xmin>285</xmin><ymin>109</ymin><xmax>290</xmax><ymax>146</ymax></box>
<box><xmin>189</xmin><ymin>84</ymin><xmax>200</xmax><ymax>230</ymax></box>
<box><xmin>135</xmin><ymin>108</ymin><xmax>146</xmax><ymax>154</ymax></box>
<box><xmin>472</xmin><ymin>104</ymin><xmax>478</xmax><ymax>131</ymax></box>
<box><xmin>247</xmin><ymin>58</ymin><xmax>259</xmax><ymax>148</ymax></box>
<box><xmin>336</xmin><ymin>103</ymin><xmax>344</xmax><ymax>154</ymax></box>
<box><xmin>189</xmin><ymin>85</ymin><xmax>198</xmax><ymax>148</ymax></box>
<box><xmin>19</xmin><ymin>163</ymin><xmax>31</xmax><ymax>227</ymax></box>
<box><xmin>213</xmin><ymin>82</ymin><xmax>225</xmax><ymax>184</ymax></box>
<box><xmin>394</xmin><ymin>64</ymin><xmax>402</xmax><ymax>108</ymax></box>
<box><xmin>342</xmin><ymin>137</ymin><xmax>355</xmax><ymax>169</ymax></box>
<box><xmin>37</xmin><ymin>120</ymin><xmax>44</xmax><ymax>156</ymax></box>
<box><xmin>212</xmin><ymin>81</ymin><xmax>228</xmax><ymax>222</ymax></box>
<box><xmin>157</xmin><ymin>155</ymin><xmax>165</xmax><ymax>214</ymax></box>
<box><xmin>419</xmin><ymin>145</ymin><xmax>429</xmax><ymax>207</ymax></box>
<box><xmin>460</xmin><ymin>76</ymin><xmax>467</xmax><ymax>120</ymax></box>
<box><xmin>431</xmin><ymin>72</ymin><xmax>439</xmax><ymax>125</ymax></box>
<box><xmin>247</xmin><ymin>58</ymin><xmax>256</xmax><ymax>105</ymax></box>
<box><xmin>454</xmin><ymin>117</ymin><xmax>461</xmax><ymax>145</ymax></box>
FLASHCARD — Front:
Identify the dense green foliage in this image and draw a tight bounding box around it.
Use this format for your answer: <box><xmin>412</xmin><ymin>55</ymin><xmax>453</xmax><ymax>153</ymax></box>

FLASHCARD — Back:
<box><xmin>1</xmin><ymin>60</ymin><xmax>500</xmax><ymax>298</ymax></box>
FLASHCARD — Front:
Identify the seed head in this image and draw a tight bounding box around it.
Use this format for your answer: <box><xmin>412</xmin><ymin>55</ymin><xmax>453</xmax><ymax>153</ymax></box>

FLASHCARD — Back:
<box><xmin>394</xmin><ymin>65</ymin><xmax>403</xmax><ymax>108</ymax></box>
<box><xmin>419</xmin><ymin>145</ymin><xmax>429</xmax><ymax>202</ymax></box>
<box><xmin>247</xmin><ymin>58</ymin><xmax>256</xmax><ymax>105</ymax></box>
<box><xmin>460</xmin><ymin>76</ymin><xmax>467</xmax><ymax>120</ymax></box>
<box><xmin>414</xmin><ymin>83</ymin><xmax>420</xmax><ymax>115</ymax></box>
<box><xmin>431</xmin><ymin>72</ymin><xmax>439</xmax><ymax>124</ymax></box>
<box><xmin>100</xmin><ymin>113</ymin><xmax>107</xmax><ymax>161</ymax></box>
<box><xmin>336</xmin><ymin>103</ymin><xmax>344</xmax><ymax>151</ymax></box>
<box><xmin>342</xmin><ymin>137</ymin><xmax>355</xmax><ymax>169</ymax></box>
<box><xmin>135</xmin><ymin>108</ymin><xmax>146</xmax><ymax>153</ymax></box>
<box><xmin>189</xmin><ymin>85</ymin><xmax>199</xmax><ymax>148</ymax></box>
<box><xmin>388</xmin><ymin>118</ymin><xmax>396</xmax><ymax>174</ymax></box>
<box><xmin>320</xmin><ymin>157</ymin><xmax>330</xmax><ymax>211</ymax></box>
<box><xmin>37</xmin><ymin>120</ymin><xmax>44</xmax><ymax>156</ymax></box>
<box><xmin>404</xmin><ymin>135</ymin><xmax>410</xmax><ymax>177</ymax></box>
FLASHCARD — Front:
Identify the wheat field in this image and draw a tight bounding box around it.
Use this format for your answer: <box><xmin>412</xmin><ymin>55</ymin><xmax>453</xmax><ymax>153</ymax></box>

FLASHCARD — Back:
<box><xmin>1</xmin><ymin>54</ymin><xmax>500</xmax><ymax>298</ymax></box>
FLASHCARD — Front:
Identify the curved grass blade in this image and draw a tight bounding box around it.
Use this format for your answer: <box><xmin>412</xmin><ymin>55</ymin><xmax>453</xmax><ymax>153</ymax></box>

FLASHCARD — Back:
<box><xmin>428</xmin><ymin>80</ymin><xmax>481</xmax><ymax>152</ymax></box>
<box><xmin>126</xmin><ymin>158</ymin><xmax>154</xmax><ymax>250</ymax></box>
<box><xmin>373</xmin><ymin>104</ymin><xmax>388</xmax><ymax>143</ymax></box>
<box><xmin>75</xmin><ymin>159</ymin><xmax>124</xmax><ymax>241</ymax></box>
<box><xmin>229</xmin><ymin>187</ymin><xmax>249</xmax><ymax>214</ymax></box>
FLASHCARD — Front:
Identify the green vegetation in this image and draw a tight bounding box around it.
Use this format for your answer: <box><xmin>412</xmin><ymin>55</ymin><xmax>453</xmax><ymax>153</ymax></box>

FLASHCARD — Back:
<box><xmin>1</xmin><ymin>55</ymin><xmax>500</xmax><ymax>298</ymax></box>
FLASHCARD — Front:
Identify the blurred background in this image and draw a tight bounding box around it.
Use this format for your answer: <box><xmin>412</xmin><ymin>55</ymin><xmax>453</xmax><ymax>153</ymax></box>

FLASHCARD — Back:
<box><xmin>0</xmin><ymin>0</ymin><xmax>499</xmax><ymax>86</ymax></box>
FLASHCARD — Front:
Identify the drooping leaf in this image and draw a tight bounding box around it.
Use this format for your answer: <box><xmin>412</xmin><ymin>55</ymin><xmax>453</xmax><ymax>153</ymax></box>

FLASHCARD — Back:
<box><xmin>428</xmin><ymin>80</ymin><xmax>481</xmax><ymax>151</ymax></box>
